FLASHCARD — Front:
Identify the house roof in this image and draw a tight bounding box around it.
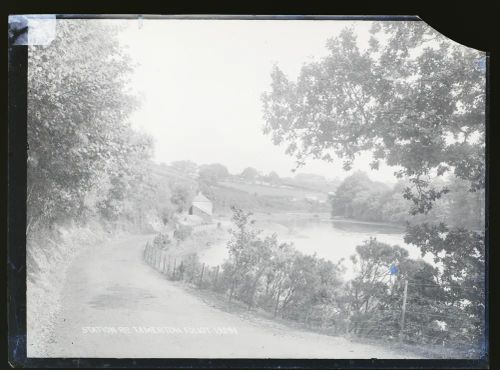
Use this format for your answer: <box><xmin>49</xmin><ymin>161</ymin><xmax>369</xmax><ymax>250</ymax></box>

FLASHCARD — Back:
<box><xmin>192</xmin><ymin>192</ymin><xmax>211</xmax><ymax>204</ymax></box>
<box><xmin>192</xmin><ymin>202</ymin><xmax>212</xmax><ymax>216</ymax></box>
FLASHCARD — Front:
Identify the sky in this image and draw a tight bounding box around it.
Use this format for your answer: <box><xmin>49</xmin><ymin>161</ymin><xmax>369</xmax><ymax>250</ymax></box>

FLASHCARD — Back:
<box><xmin>117</xmin><ymin>19</ymin><xmax>401</xmax><ymax>183</ymax></box>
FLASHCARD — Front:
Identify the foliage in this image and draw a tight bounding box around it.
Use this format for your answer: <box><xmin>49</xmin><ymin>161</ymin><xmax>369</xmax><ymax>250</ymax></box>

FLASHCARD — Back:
<box><xmin>261</xmin><ymin>21</ymin><xmax>485</xmax><ymax>353</ymax></box>
<box><xmin>346</xmin><ymin>239</ymin><xmax>409</xmax><ymax>334</ymax></box>
<box><xmin>261</xmin><ymin>22</ymin><xmax>485</xmax><ymax>214</ymax></box>
<box><xmin>153</xmin><ymin>233</ymin><xmax>171</xmax><ymax>249</ymax></box>
<box><xmin>145</xmin><ymin>205</ymin><xmax>481</xmax><ymax>353</ymax></box>
<box><xmin>240</xmin><ymin>167</ymin><xmax>259</xmax><ymax>181</ymax></box>
<box><xmin>221</xmin><ymin>207</ymin><xmax>344</xmax><ymax>319</ymax></box>
<box><xmin>173</xmin><ymin>224</ymin><xmax>193</xmax><ymax>242</ymax></box>
<box><xmin>198</xmin><ymin>163</ymin><xmax>229</xmax><ymax>185</ymax></box>
<box><xmin>331</xmin><ymin>171</ymin><xmax>389</xmax><ymax>221</ymax></box>
<box><xmin>169</xmin><ymin>160</ymin><xmax>198</xmax><ymax>179</ymax></box>
<box><xmin>265</xmin><ymin>171</ymin><xmax>281</xmax><ymax>184</ymax></box>
<box><xmin>345</xmin><ymin>238</ymin><xmax>482</xmax><ymax>351</ymax></box>
<box><xmin>27</xmin><ymin>20</ymin><xmax>151</xmax><ymax>235</ymax></box>
<box><xmin>170</xmin><ymin>185</ymin><xmax>193</xmax><ymax>213</ymax></box>
<box><xmin>331</xmin><ymin>171</ymin><xmax>485</xmax><ymax>229</ymax></box>
<box><xmin>404</xmin><ymin>223</ymin><xmax>485</xmax><ymax>343</ymax></box>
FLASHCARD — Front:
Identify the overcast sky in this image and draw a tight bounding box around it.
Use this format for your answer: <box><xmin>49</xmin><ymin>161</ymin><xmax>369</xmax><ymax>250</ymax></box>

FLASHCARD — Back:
<box><xmin>118</xmin><ymin>19</ymin><xmax>401</xmax><ymax>182</ymax></box>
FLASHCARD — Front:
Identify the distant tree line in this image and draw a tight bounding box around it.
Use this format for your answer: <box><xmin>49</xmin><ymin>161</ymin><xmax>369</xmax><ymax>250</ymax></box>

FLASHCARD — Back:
<box><xmin>330</xmin><ymin>171</ymin><xmax>484</xmax><ymax>230</ymax></box>
<box><xmin>162</xmin><ymin>160</ymin><xmax>336</xmax><ymax>214</ymax></box>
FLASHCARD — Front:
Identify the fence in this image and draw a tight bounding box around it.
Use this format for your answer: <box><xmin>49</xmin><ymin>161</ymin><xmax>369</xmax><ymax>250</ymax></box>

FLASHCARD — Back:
<box><xmin>142</xmin><ymin>240</ymin><xmax>483</xmax><ymax>356</ymax></box>
<box><xmin>346</xmin><ymin>278</ymin><xmax>484</xmax><ymax>357</ymax></box>
<box><xmin>143</xmin><ymin>240</ymin><xmax>221</xmax><ymax>290</ymax></box>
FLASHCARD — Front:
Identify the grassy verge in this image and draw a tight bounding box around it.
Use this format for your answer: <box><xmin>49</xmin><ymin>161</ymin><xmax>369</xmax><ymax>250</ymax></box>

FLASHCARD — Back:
<box><xmin>183</xmin><ymin>281</ymin><xmax>466</xmax><ymax>359</ymax></box>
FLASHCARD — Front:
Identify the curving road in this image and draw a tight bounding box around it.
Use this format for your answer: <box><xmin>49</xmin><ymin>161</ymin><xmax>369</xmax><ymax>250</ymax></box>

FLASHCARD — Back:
<box><xmin>39</xmin><ymin>234</ymin><xmax>416</xmax><ymax>358</ymax></box>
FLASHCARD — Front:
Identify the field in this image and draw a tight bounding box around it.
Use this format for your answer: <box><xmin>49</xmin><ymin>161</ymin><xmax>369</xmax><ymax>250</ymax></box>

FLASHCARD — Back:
<box><xmin>218</xmin><ymin>181</ymin><xmax>328</xmax><ymax>201</ymax></box>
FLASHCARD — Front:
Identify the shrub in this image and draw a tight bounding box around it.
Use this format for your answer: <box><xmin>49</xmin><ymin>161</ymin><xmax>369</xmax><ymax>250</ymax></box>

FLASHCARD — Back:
<box><xmin>153</xmin><ymin>233</ymin><xmax>171</xmax><ymax>249</ymax></box>
<box><xmin>173</xmin><ymin>224</ymin><xmax>193</xmax><ymax>241</ymax></box>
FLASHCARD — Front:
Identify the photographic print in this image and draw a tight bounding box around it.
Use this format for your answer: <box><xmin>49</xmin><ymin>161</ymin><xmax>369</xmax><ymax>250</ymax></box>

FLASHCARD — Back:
<box><xmin>23</xmin><ymin>17</ymin><xmax>486</xmax><ymax>360</ymax></box>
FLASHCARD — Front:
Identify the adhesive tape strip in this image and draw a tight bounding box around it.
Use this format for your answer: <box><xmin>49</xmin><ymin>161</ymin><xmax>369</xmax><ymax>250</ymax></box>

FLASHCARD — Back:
<box><xmin>9</xmin><ymin>14</ymin><xmax>56</xmax><ymax>46</ymax></box>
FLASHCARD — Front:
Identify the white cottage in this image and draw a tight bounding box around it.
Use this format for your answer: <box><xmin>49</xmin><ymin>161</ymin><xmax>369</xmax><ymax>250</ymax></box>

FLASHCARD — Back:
<box><xmin>188</xmin><ymin>192</ymin><xmax>213</xmax><ymax>222</ymax></box>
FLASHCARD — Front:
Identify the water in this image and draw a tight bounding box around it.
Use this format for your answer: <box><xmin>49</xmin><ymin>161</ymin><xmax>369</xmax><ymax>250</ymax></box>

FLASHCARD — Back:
<box><xmin>198</xmin><ymin>216</ymin><xmax>434</xmax><ymax>277</ymax></box>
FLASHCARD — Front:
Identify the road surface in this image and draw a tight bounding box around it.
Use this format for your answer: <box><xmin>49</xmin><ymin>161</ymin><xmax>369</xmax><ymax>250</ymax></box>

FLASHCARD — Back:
<box><xmin>38</xmin><ymin>234</ymin><xmax>416</xmax><ymax>358</ymax></box>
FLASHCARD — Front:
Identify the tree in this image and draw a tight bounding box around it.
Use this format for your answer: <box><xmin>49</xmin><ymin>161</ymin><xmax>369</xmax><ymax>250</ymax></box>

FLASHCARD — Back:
<box><xmin>262</xmin><ymin>21</ymin><xmax>485</xmax><ymax>350</ymax></box>
<box><xmin>95</xmin><ymin>131</ymin><xmax>153</xmax><ymax>223</ymax></box>
<box><xmin>240</xmin><ymin>167</ymin><xmax>259</xmax><ymax>182</ymax></box>
<box><xmin>173</xmin><ymin>224</ymin><xmax>193</xmax><ymax>242</ymax></box>
<box><xmin>331</xmin><ymin>171</ymin><xmax>371</xmax><ymax>217</ymax></box>
<box><xmin>27</xmin><ymin>20</ymin><xmax>142</xmax><ymax>235</ymax></box>
<box><xmin>198</xmin><ymin>163</ymin><xmax>229</xmax><ymax>185</ymax></box>
<box><xmin>170</xmin><ymin>160</ymin><xmax>198</xmax><ymax>179</ymax></box>
<box><xmin>331</xmin><ymin>171</ymin><xmax>389</xmax><ymax>220</ymax></box>
<box><xmin>170</xmin><ymin>184</ymin><xmax>192</xmax><ymax>213</ymax></box>
<box><xmin>347</xmin><ymin>239</ymin><xmax>409</xmax><ymax>326</ymax></box>
<box><xmin>404</xmin><ymin>223</ymin><xmax>485</xmax><ymax>344</ymax></box>
<box><xmin>266</xmin><ymin>171</ymin><xmax>281</xmax><ymax>184</ymax></box>
<box><xmin>379</xmin><ymin>183</ymin><xmax>412</xmax><ymax>224</ymax></box>
<box><xmin>346</xmin><ymin>239</ymin><xmax>448</xmax><ymax>339</ymax></box>
<box><xmin>223</xmin><ymin>206</ymin><xmax>262</xmax><ymax>302</ymax></box>
<box><xmin>442</xmin><ymin>177</ymin><xmax>485</xmax><ymax>230</ymax></box>
<box><xmin>262</xmin><ymin>22</ymin><xmax>485</xmax><ymax>214</ymax></box>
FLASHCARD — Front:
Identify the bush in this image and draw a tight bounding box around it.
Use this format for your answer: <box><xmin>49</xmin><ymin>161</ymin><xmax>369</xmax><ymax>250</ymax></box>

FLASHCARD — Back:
<box><xmin>173</xmin><ymin>224</ymin><xmax>193</xmax><ymax>241</ymax></box>
<box><xmin>153</xmin><ymin>233</ymin><xmax>171</xmax><ymax>249</ymax></box>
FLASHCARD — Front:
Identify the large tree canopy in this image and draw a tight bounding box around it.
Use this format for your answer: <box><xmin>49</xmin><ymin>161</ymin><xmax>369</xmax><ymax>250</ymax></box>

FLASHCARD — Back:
<box><xmin>262</xmin><ymin>21</ymin><xmax>485</xmax><ymax>214</ymax></box>
<box><xmin>262</xmin><ymin>21</ymin><xmax>486</xmax><ymax>349</ymax></box>
<box><xmin>27</xmin><ymin>20</ymin><xmax>148</xmax><ymax>233</ymax></box>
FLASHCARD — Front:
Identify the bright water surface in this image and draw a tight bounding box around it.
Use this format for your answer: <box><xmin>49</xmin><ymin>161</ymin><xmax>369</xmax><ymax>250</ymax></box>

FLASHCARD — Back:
<box><xmin>198</xmin><ymin>217</ymin><xmax>434</xmax><ymax>277</ymax></box>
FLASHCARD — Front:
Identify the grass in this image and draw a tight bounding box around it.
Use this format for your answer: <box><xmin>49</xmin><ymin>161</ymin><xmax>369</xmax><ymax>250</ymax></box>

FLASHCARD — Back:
<box><xmin>218</xmin><ymin>180</ymin><xmax>327</xmax><ymax>201</ymax></box>
<box><xmin>182</xmin><ymin>283</ymin><xmax>476</xmax><ymax>359</ymax></box>
<box><xmin>26</xmin><ymin>221</ymin><xmax>129</xmax><ymax>357</ymax></box>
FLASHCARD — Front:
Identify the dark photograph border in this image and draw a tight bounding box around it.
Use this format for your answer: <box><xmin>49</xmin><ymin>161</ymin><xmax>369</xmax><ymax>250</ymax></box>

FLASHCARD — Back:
<box><xmin>5</xmin><ymin>9</ymin><xmax>497</xmax><ymax>369</ymax></box>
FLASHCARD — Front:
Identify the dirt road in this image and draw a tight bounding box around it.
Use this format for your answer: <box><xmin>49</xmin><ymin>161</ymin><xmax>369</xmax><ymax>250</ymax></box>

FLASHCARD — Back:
<box><xmin>39</xmin><ymin>234</ymin><xmax>416</xmax><ymax>358</ymax></box>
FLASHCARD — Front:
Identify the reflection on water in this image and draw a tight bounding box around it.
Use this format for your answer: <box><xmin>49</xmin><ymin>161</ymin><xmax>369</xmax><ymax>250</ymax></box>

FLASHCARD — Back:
<box><xmin>198</xmin><ymin>217</ymin><xmax>432</xmax><ymax>277</ymax></box>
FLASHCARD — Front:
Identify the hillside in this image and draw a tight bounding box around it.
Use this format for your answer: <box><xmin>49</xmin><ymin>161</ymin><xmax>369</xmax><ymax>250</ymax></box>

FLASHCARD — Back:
<box><xmin>148</xmin><ymin>162</ymin><xmax>334</xmax><ymax>214</ymax></box>
<box><xmin>218</xmin><ymin>180</ymin><xmax>328</xmax><ymax>201</ymax></box>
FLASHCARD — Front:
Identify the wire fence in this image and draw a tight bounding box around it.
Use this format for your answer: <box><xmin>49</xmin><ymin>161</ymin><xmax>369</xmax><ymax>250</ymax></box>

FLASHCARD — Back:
<box><xmin>143</xmin><ymin>241</ymin><xmax>221</xmax><ymax>290</ymax></box>
<box><xmin>143</xmin><ymin>240</ymin><xmax>484</xmax><ymax>355</ymax></box>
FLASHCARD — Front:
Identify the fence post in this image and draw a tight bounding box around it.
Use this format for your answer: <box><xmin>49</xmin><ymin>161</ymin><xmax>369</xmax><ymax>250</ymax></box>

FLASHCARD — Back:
<box><xmin>399</xmin><ymin>279</ymin><xmax>408</xmax><ymax>344</ymax></box>
<box><xmin>199</xmin><ymin>263</ymin><xmax>205</xmax><ymax>288</ymax></box>
<box><xmin>172</xmin><ymin>258</ymin><xmax>177</xmax><ymax>280</ymax></box>
<box><xmin>167</xmin><ymin>255</ymin><xmax>171</xmax><ymax>275</ymax></box>
<box><xmin>214</xmin><ymin>265</ymin><xmax>219</xmax><ymax>288</ymax></box>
